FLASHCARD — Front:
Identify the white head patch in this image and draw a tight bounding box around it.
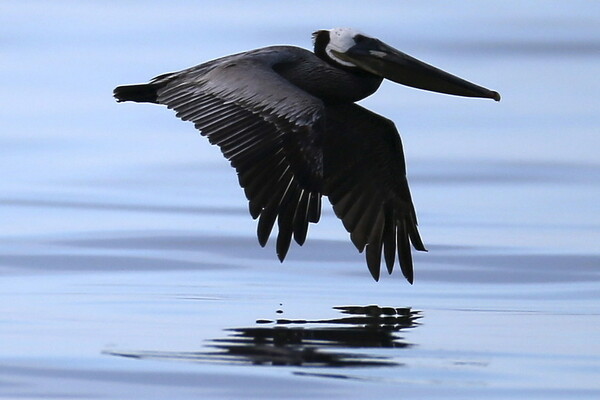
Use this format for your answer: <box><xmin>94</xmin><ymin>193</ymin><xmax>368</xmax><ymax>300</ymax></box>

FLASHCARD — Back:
<box><xmin>325</xmin><ymin>28</ymin><xmax>363</xmax><ymax>67</ymax></box>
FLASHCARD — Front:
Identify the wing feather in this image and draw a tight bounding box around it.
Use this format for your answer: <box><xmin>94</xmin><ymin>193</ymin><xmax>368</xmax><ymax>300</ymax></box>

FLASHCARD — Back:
<box><xmin>292</xmin><ymin>190</ymin><xmax>310</xmax><ymax>245</ymax></box>
<box><xmin>382</xmin><ymin>207</ymin><xmax>396</xmax><ymax>274</ymax></box>
<box><xmin>148</xmin><ymin>48</ymin><xmax>326</xmax><ymax>258</ymax></box>
<box><xmin>323</xmin><ymin>103</ymin><xmax>426</xmax><ymax>282</ymax></box>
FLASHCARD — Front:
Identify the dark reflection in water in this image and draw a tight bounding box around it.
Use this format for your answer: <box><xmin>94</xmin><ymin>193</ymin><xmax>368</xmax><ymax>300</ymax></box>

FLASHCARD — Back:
<box><xmin>107</xmin><ymin>305</ymin><xmax>421</xmax><ymax>368</ymax></box>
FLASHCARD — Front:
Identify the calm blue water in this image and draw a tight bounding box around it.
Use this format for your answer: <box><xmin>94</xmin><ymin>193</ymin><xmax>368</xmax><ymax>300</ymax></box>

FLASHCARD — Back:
<box><xmin>1</xmin><ymin>1</ymin><xmax>599</xmax><ymax>398</ymax></box>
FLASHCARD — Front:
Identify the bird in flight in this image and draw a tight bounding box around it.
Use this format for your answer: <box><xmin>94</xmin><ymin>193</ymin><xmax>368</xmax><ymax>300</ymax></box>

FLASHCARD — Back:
<box><xmin>114</xmin><ymin>28</ymin><xmax>500</xmax><ymax>282</ymax></box>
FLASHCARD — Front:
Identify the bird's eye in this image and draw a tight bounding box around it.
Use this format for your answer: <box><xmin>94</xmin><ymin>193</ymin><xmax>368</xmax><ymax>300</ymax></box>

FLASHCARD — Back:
<box><xmin>354</xmin><ymin>34</ymin><xmax>367</xmax><ymax>43</ymax></box>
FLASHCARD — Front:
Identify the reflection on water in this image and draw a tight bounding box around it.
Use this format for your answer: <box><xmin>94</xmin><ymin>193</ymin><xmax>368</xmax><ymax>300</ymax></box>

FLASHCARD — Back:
<box><xmin>107</xmin><ymin>305</ymin><xmax>420</xmax><ymax>368</ymax></box>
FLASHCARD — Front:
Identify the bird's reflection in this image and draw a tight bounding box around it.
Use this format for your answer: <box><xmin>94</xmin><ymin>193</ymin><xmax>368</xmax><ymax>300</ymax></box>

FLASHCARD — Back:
<box><xmin>107</xmin><ymin>305</ymin><xmax>421</xmax><ymax>368</ymax></box>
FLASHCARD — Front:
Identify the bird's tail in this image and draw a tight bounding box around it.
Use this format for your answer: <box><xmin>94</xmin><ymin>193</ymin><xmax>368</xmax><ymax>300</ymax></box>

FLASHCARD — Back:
<box><xmin>113</xmin><ymin>83</ymin><xmax>162</xmax><ymax>104</ymax></box>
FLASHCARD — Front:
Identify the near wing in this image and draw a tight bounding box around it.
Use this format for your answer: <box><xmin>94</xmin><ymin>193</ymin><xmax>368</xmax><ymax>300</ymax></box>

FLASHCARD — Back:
<box><xmin>152</xmin><ymin>49</ymin><xmax>325</xmax><ymax>261</ymax></box>
<box><xmin>323</xmin><ymin>103</ymin><xmax>427</xmax><ymax>282</ymax></box>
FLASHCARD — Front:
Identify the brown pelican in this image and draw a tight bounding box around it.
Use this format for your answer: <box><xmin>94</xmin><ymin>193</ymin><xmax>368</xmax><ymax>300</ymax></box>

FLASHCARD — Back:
<box><xmin>114</xmin><ymin>28</ymin><xmax>500</xmax><ymax>283</ymax></box>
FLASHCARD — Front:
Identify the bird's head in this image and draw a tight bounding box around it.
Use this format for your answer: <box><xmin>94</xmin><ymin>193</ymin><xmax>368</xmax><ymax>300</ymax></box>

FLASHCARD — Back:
<box><xmin>313</xmin><ymin>28</ymin><xmax>500</xmax><ymax>101</ymax></box>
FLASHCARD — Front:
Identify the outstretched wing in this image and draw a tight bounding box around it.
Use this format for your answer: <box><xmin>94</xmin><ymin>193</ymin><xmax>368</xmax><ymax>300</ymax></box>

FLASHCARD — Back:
<box><xmin>323</xmin><ymin>103</ymin><xmax>426</xmax><ymax>282</ymax></box>
<box><xmin>149</xmin><ymin>47</ymin><xmax>325</xmax><ymax>260</ymax></box>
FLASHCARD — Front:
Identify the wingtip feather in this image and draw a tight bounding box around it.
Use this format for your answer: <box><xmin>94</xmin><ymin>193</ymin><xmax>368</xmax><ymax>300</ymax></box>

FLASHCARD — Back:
<box><xmin>366</xmin><ymin>243</ymin><xmax>382</xmax><ymax>282</ymax></box>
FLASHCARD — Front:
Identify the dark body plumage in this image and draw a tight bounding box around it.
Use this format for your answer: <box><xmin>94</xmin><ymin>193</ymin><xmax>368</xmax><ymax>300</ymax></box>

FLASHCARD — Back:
<box><xmin>114</xmin><ymin>43</ymin><xmax>429</xmax><ymax>282</ymax></box>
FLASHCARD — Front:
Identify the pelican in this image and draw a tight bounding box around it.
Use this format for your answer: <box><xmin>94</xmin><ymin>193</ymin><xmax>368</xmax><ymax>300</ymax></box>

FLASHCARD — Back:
<box><xmin>114</xmin><ymin>28</ymin><xmax>500</xmax><ymax>282</ymax></box>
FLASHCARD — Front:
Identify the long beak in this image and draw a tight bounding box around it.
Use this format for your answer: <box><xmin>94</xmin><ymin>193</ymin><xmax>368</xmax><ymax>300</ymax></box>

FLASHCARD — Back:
<box><xmin>333</xmin><ymin>38</ymin><xmax>500</xmax><ymax>101</ymax></box>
